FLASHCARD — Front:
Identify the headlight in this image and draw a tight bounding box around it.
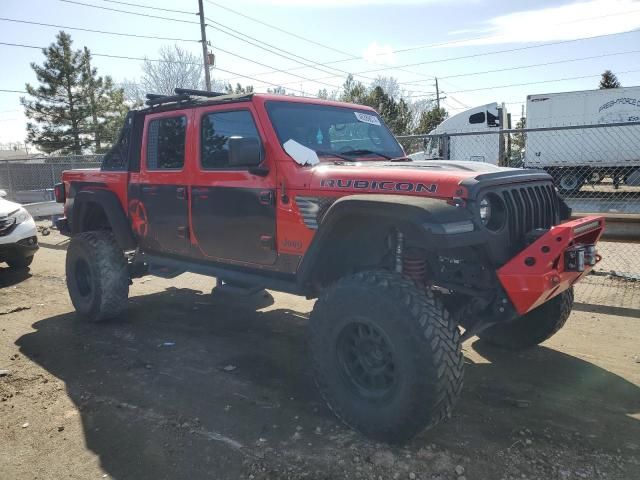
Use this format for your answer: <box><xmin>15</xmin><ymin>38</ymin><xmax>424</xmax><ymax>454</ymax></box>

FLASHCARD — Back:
<box><xmin>478</xmin><ymin>194</ymin><xmax>506</xmax><ymax>232</ymax></box>
<box><xmin>479</xmin><ymin>197</ymin><xmax>491</xmax><ymax>224</ymax></box>
<box><xmin>9</xmin><ymin>207</ymin><xmax>31</xmax><ymax>225</ymax></box>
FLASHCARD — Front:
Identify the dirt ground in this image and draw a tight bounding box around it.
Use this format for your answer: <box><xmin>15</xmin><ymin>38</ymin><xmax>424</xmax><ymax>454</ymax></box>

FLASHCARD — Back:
<box><xmin>1</xmin><ymin>230</ymin><xmax>639</xmax><ymax>480</ymax></box>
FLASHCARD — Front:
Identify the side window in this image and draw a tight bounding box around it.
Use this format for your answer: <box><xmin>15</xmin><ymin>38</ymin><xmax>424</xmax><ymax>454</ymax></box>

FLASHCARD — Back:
<box><xmin>146</xmin><ymin>116</ymin><xmax>186</xmax><ymax>170</ymax></box>
<box><xmin>201</xmin><ymin>110</ymin><xmax>261</xmax><ymax>169</ymax></box>
<box><xmin>101</xmin><ymin>113</ymin><xmax>132</xmax><ymax>171</ymax></box>
<box><xmin>487</xmin><ymin>110</ymin><xmax>499</xmax><ymax>127</ymax></box>
<box><xmin>469</xmin><ymin>112</ymin><xmax>485</xmax><ymax>124</ymax></box>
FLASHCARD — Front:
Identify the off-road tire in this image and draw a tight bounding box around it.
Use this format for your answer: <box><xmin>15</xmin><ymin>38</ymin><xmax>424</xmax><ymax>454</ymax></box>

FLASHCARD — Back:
<box><xmin>479</xmin><ymin>287</ymin><xmax>574</xmax><ymax>350</ymax></box>
<box><xmin>66</xmin><ymin>231</ymin><xmax>129</xmax><ymax>322</ymax></box>
<box><xmin>309</xmin><ymin>270</ymin><xmax>464</xmax><ymax>444</ymax></box>
<box><xmin>7</xmin><ymin>255</ymin><xmax>34</xmax><ymax>269</ymax></box>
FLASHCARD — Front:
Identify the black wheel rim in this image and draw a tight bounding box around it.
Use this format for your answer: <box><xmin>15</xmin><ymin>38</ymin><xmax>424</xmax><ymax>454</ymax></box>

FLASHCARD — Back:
<box><xmin>560</xmin><ymin>174</ymin><xmax>578</xmax><ymax>190</ymax></box>
<box><xmin>74</xmin><ymin>258</ymin><xmax>93</xmax><ymax>298</ymax></box>
<box><xmin>337</xmin><ymin>320</ymin><xmax>397</xmax><ymax>398</ymax></box>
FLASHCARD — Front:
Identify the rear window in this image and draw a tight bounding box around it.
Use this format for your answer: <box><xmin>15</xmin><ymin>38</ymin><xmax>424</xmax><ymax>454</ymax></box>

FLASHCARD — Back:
<box><xmin>146</xmin><ymin>116</ymin><xmax>186</xmax><ymax>170</ymax></box>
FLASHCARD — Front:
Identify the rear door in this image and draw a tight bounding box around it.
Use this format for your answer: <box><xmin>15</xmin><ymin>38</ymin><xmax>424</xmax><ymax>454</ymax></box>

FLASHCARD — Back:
<box><xmin>188</xmin><ymin>104</ymin><xmax>277</xmax><ymax>265</ymax></box>
<box><xmin>129</xmin><ymin>110</ymin><xmax>191</xmax><ymax>256</ymax></box>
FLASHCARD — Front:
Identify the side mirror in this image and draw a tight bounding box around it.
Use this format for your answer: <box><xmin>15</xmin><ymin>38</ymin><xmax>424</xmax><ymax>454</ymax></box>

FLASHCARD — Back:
<box><xmin>0</xmin><ymin>189</ymin><xmax>6</xmax><ymax>198</ymax></box>
<box><xmin>228</xmin><ymin>136</ymin><xmax>262</xmax><ymax>167</ymax></box>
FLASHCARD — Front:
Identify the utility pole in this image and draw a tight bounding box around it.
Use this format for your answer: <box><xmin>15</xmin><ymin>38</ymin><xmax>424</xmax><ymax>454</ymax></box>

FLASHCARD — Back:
<box><xmin>435</xmin><ymin>77</ymin><xmax>440</xmax><ymax>109</ymax></box>
<box><xmin>198</xmin><ymin>0</ymin><xmax>211</xmax><ymax>91</ymax></box>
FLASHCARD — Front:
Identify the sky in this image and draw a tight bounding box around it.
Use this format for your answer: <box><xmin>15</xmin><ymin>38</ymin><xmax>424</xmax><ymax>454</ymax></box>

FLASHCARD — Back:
<box><xmin>1</xmin><ymin>0</ymin><xmax>640</xmax><ymax>147</ymax></box>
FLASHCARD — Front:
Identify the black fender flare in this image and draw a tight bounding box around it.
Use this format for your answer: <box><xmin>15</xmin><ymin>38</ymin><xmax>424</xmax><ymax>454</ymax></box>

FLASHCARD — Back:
<box><xmin>296</xmin><ymin>194</ymin><xmax>484</xmax><ymax>285</ymax></box>
<box><xmin>71</xmin><ymin>189</ymin><xmax>137</xmax><ymax>250</ymax></box>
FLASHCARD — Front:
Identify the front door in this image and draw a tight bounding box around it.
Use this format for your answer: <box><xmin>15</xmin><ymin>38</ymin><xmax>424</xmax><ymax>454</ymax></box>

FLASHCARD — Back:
<box><xmin>129</xmin><ymin>112</ymin><xmax>190</xmax><ymax>256</ymax></box>
<box><xmin>189</xmin><ymin>106</ymin><xmax>277</xmax><ymax>265</ymax></box>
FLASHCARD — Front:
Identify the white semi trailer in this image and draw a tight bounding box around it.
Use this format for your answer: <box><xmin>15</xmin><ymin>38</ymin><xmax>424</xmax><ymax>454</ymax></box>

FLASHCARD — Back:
<box><xmin>410</xmin><ymin>87</ymin><xmax>640</xmax><ymax>195</ymax></box>
<box><xmin>524</xmin><ymin>86</ymin><xmax>640</xmax><ymax>193</ymax></box>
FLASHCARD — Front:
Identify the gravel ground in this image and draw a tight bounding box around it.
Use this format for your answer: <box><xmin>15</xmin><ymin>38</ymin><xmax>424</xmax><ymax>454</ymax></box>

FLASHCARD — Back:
<box><xmin>0</xmin><ymin>230</ymin><xmax>639</xmax><ymax>480</ymax></box>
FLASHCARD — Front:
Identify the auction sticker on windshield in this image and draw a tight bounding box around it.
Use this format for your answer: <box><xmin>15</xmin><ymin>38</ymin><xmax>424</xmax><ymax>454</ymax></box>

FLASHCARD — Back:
<box><xmin>354</xmin><ymin>112</ymin><xmax>381</xmax><ymax>126</ymax></box>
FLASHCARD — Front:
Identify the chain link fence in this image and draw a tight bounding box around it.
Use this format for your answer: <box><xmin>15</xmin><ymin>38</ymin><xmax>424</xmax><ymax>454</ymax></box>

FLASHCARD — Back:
<box><xmin>397</xmin><ymin>122</ymin><xmax>640</xmax><ymax>308</ymax></box>
<box><xmin>0</xmin><ymin>155</ymin><xmax>103</xmax><ymax>203</ymax></box>
<box><xmin>2</xmin><ymin>132</ymin><xmax>639</xmax><ymax>307</ymax></box>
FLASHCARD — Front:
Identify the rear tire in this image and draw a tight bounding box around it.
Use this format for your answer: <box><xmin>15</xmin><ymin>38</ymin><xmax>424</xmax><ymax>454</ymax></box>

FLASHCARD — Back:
<box><xmin>554</xmin><ymin>170</ymin><xmax>584</xmax><ymax>195</ymax></box>
<box><xmin>7</xmin><ymin>255</ymin><xmax>34</xmax><ymax>269</ymax></box>
<box><xmin>66</xmin><ymin>231</ymin><xmax>129</xmax><ymax>322</ymax></box>
<box><xmin>310</xmin><ymin>270</ymin><xmax>464</xmax><ymax>444</ymax></box>
<box><xmin>479</xmin><ymin>287</ymin><xmax>574</xmax><ymax>350</ymax></box>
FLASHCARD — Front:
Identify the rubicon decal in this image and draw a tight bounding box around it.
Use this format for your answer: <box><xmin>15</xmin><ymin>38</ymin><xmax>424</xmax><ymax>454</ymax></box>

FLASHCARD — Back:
<box><xmin>320</xmin><ymin>179</ymin><xmax>438</xmax><ymax>193</ymax></box>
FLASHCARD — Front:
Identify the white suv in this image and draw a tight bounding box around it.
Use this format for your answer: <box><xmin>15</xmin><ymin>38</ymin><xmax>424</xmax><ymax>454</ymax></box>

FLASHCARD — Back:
<box><xmin>0</xmin><ymin>190</ymin><xmax>38</xmax><ymax>269</ymax></box>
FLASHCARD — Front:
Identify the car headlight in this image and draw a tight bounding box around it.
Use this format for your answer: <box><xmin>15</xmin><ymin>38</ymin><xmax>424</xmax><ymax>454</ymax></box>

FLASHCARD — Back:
<box><xmin>479</xmin><ymin>197</ymin><xmax>491</xmax><ymax>225</ymax></box>
<box><xmin>9</xmin><ymin>207</ymin><xmax>31</xmax><ymax>225</ymax></box>
<box><xmin>478</xmin><ymin>194</ymin><xmax>506</xmax><ymax>232</ymax></box>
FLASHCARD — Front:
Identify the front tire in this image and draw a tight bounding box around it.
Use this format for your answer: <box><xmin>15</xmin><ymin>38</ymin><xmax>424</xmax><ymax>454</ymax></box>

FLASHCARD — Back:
<box><xmin>66</xmin><ymin>231</ymin><xmax>129</xmax><ymax>322</ymax></box>
<box><xmin>479</xmin><ymin>287</ymin><xmax>574</xmax><ymax>350</ymax></box>
<box><xmin>310</xmin><ymin>271</ymin><xmax>464</xmax><ymax>444</ymax></box>
<box><xmin>7</xmin><ymin>255</ymin><xmax>34</xmax><ymax>269</ymax></box>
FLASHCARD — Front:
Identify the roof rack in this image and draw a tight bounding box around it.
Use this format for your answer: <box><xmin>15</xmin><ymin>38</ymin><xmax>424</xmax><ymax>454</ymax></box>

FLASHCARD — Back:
<box><xmin>145</xmin><ymin>88</ymin><xmax>228</xmax><ymax>107</ymax></box>
<box><xmin>174</xmin><ymin>88</ymin><xmax>226</xmax><ymax>98</ymax></box>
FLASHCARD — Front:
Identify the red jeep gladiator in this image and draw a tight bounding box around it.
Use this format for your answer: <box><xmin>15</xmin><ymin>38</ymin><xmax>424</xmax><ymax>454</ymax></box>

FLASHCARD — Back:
<box><xmin>55</xmin><ymin>88</ymin><xmax>604</xmax><ymax>443</ymax></box>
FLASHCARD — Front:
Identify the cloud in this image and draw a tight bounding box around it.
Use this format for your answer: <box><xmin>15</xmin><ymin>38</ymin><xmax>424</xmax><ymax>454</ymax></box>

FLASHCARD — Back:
<box><xmin>362</xmin><ymin>42</ymin><xmax>395</xmax><ymax>65</ymax></box>
<box><xmin>448</xmin><ymin>0</ymin><xmax>640</xmax><ymax>46</ymax></box>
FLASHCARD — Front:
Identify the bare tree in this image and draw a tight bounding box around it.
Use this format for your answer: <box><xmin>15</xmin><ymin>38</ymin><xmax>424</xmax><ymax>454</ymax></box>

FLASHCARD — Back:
<box><xmin>122</xmin><ymin>44</ymin><xmax>227</xmax><ymax>102</ymax></box>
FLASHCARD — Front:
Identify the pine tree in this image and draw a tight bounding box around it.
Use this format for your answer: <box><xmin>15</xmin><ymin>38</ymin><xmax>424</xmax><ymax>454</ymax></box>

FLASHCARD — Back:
<box><xmin>414</xmin><ymin>107</ymin><xmax>448</xmax><ymax>134</ymax></box>
<box><xmin>599</xmin><ymin>70</ymin><xmax>621</xmax><ymax>89</ymax></box>
<box><xmin>22</xmin><ymin>32</ymin><xmax>91</xmax><ymax>154</ymax></box>
<box><xmin>81</xmin><ymin>47</ymin><xmax>127</xmax><ymax>152</ymax></box>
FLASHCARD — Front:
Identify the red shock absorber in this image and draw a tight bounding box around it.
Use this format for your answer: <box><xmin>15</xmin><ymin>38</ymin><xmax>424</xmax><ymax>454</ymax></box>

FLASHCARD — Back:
<box><xmin>402</xmin><ymin>248</ymin><xmax>427</xmax><ymax>288</ymax></box>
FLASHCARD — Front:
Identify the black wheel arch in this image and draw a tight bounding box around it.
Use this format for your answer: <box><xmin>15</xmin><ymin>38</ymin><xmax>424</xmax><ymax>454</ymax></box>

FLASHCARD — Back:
<box><xmin>296</xmin><ymin>194</ymin><xmax>485</xmax><ymax>291</ymax></box>
<box><xmin>71</xmin><ymin>189</ymin><xmax>137</xmax><ymax>251</ymax></box>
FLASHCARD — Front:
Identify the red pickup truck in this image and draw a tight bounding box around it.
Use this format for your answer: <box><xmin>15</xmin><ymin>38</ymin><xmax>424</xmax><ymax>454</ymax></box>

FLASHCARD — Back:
<box><xmin>55</xmin><ymin>89</ymin><xmax>604</xmax><ymax>443</ymax></box>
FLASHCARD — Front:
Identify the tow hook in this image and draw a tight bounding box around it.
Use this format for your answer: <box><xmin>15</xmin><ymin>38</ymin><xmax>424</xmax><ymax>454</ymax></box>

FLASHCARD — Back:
<box><xmin>564</xmin><ymin>244</ymin><xmax>599</xmax><ymax>272</ymax></box>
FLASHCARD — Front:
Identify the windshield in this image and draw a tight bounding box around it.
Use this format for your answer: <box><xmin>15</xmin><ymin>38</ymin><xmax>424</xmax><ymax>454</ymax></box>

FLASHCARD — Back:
<box><xmin>265</xmin><ymin>101</ymin><xmax>405</xmax><ymax>161</ymax></box>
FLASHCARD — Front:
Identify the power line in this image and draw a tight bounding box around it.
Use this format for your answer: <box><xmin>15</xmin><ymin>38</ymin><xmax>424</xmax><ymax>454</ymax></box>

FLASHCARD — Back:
<box><xmin>0</xmin><ymin>89</ymin><xmax>27</xmax><ymax>94</ymax></box>
<box><xmin>98</xmin><ymin>0</ymin><xmax>196</xmax><ymax>15</ymax></box>
<box><xmin>350</xmin><ymin>29</ymin><xmax>640</xmax><ymax>76</ymax></box>
<box><xmin>0</xmin><ymin>16</ymin><xmax>343</xmax><ymax>89</ymax></box>
<box><xmin>0</xmin><ymin>42</ymin><xmax>316</xmax><ymax>96</ymax></box>
<box><xmin>56</xmin><ymin>0</ymin><xmax>374</xmax><ymax>85</ymax></box>
<box><xmin>204</xmin><ymin>17</ymin><xmax>369</xmax><ymax>83</ymax></box>
<box><xmin>264</xmin><ymin>28</ymin><xmax>640</xmax><ymax>87</ymax></box>
<box><xmin>403</xmin><ymin>49</ymin><xmax>640</xmax><ymax>84</ymax></box>
<box><xmin>408</xmin><ymin>68</ymin><xmax>640</xmax><ymax>97</ymax></box>
<box><xmin>58</xmin><ymin>0</ymin><xmax>200</xmax><ymax>24</ymax></box>
<box><xmin>0</xmin><ymin>17</ymin><xmax>200</xmax><ymax>43</ymax></box>
<box><xmin>202</xmin><ymin>0</ymin><xmax>436</xmax><ymax>84</ymax></box>
<box><xmin>203</xmin><ymin>0</ymin><xmax>354</xmax><ymax>60</ymax></box>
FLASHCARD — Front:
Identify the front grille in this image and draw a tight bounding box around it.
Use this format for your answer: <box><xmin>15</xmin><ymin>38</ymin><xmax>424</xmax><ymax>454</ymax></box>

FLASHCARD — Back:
<box><xmin>501</xmin><ymin>183</ymin><xmax>559</xmax><ymax>244</ymax></box>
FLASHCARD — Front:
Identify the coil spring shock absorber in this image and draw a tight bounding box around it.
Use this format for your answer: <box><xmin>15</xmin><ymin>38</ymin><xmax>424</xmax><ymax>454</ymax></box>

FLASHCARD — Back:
<box><xmin>403</xmin><ymin>248</ymin><xmax>427</xmax><ymax>288</ymax></box>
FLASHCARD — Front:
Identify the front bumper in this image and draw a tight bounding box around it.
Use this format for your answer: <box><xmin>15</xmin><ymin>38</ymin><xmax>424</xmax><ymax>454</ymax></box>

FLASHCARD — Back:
<box><xmin>497</xmin><ymin>216</ymin><xmax>604</xmax><ymax>315</ymax></box>
<box><xmin>0</xmin><ymin>217</ymin><xmax>39</xmax><ymax>261</ymax></box>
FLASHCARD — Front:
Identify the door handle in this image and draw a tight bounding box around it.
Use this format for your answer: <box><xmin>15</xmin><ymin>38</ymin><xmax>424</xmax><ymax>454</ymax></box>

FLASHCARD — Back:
<box><xmin>176</xmin><ymin>187</ymin><xmax>187</xmax><ymax>200</ymax></box>
<box><xmin>259</xmin><ymin>190</ymin><xmax>274</xmax><ymax>205</ymax></box>
<box><xmin>141</xmin><ymin>186</ymin><xmax>157</xmax><ymax>194</ymax></box>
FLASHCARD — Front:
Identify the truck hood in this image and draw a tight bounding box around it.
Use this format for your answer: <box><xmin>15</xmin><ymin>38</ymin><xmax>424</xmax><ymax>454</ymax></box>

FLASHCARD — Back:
<box><xmin>0</xmin><ymin>197</ymin><xmax>23</xmax><ymax>216</ymax></box>
<box><xmin>309</xmin><ymin>160</ymin><xmax>547</xmax><ymax>199</ymax></box>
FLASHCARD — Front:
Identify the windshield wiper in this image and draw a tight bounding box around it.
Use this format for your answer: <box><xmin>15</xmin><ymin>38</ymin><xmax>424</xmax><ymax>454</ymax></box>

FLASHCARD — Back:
<box><xmin>340</xmin><ymin>149</ymin><xmax>392</xmax><ymax>160</ymax></box>
<box><xmin>315</xmin><ymin>150</ymin><xmax>355</xmax><ymax>163</ymax></box>
<box><xmin>389</xmin><ymin>156</ymin><xmax>413</xmax><ymax>162</ymax></box>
